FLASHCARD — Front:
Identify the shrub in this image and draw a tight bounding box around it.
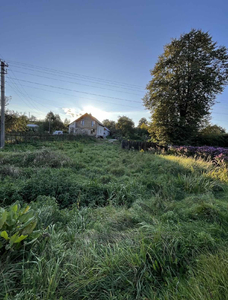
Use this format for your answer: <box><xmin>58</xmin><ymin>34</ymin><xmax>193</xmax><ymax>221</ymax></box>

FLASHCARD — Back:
<box><xmin>0</xmin><ymin>202</ymin><xmax>40</xmax><ymax>253</ymax></box>
<box><xmin>169</xmin><ymin>145</ymin><xmax>228</xmax><ymax>165</ymax></box>
<box><xmin>0</xmin><ymin>148</ymin><xmax>73</xmax><ymax>168</ymax></box>
<box><xmin>0</xmin><ymin>165</ymin><xmax>20</xmax><ymax>178</ymax></box>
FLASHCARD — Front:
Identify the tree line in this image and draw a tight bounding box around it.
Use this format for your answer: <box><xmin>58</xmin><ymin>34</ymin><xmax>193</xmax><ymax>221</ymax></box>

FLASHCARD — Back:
<box><xmin>0</xmin><ymin>110</ymin><xmax>70</xmax><ymax>134</ymax></box>
<box><xmin>103</xmin><ymin>116</ymin><xmax>149</xmax><ymax>140</ymax></box>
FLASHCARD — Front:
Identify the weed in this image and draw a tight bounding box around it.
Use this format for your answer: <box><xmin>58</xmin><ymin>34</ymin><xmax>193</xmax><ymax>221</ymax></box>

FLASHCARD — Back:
<box><xmin>1</xmin><ymin>140</ymin><xmax>228</xmax><ymax>299</ymax></box>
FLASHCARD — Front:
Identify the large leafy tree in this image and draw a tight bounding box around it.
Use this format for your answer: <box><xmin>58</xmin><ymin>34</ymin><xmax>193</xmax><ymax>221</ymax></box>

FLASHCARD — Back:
<box><xmin>143</xmin><ymin>29</ymin><xmax>228</xmax><ymax>144</ymax></box>
<box><xmin>116</xmin><ymin>116</ymin><xmax>135</xmax><ymax>137</ymax></box>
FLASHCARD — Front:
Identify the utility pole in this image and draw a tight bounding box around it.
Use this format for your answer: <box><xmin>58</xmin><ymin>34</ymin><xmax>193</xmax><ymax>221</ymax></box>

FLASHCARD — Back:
<box><xmin>0</xmin><ymin>60</ymin><xmax>8</xmax><ymax>149</ymax></box>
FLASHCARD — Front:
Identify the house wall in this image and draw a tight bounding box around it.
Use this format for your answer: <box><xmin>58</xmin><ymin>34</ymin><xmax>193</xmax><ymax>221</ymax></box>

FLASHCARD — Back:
<box><xmin>76</xmin><ymin>115</ymin><xmax>98</xmax><ymax>131</ymax></box>
<box><xmin>96</xmin><ymin>125</ymin><xmax>104</xmax><ymax>137</ymax></box>
<box><xmin>69</xmin><ymin>115</ymin><xmax>104</xmax><ymax>137</ymax></box>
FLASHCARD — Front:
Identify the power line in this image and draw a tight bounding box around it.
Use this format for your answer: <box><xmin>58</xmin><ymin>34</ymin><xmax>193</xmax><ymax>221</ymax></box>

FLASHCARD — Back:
<box><xmin>0</xmin><ymin>53</ymin><xmax>42</xmax><ymax>113</ymax></box>
<box><xmin>8</xmin><ymin>59</ymin><xmax>144</xmax><ymax>89</ymax></box>
<box><xmin>7</xmin><ymin>77</ymin><xmax>142</xmax><ymax>104</ymax></box>
<box><xmin>8</xmin><ymin>69</ymin><xmax>143</xmax><ymax>96</ymax></box>
<box><xmin>6</xmin><ymin>71</ymin><xmax>44</xmax><ymax>113</ymax></box>
<box><xmin>8</xmin><ymin>59</ymin><xmax>227</xmax><ymax>119</ymax></box>
<box><xmin>9</xmin><ymin>63</ymin><xmax>145</xmax><ymax>92</ymax></box>
<box><xmin>10</xmin><ymin>76</ymin><xmax>227</xmax><ymax>113</ymax></box>
<box><xmin>7</xmin><ymin>71</ymin><xmax>42</xmax><ymax>111</ymax></box>
<box><xmin>7</xmin><ymin>78</ymin><xmax>227</xmax><ymax>115</ymax></box>
<box><xmin>18</xmin><ymin>84</ymin><xmax>141</xmax><ymax>108</ymax></box>
<box><xmin>7</xmin><ymin>83</ymin><xmax>52</xmax><ymax>110</ymax></box>
<box><xmin>6</xmin><ymin>74</ymin><xmax>40</xmax><ymax>112</ymax></box>
<box><xmin>7</xmin><ymin>82</ymin><xmax>43</xmax><ymax>113</ymax></box>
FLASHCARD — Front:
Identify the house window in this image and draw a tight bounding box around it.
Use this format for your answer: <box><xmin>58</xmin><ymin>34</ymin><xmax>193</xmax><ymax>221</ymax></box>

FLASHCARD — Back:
<box><xmin>91</xmin><ymin>121</ymin><xmax>95</xmax><ymax>127</ymax></box>
<box><xmin>81</xmin><ymin>120</ymin><xmax>84</xmax><ymax>126</ymax></box>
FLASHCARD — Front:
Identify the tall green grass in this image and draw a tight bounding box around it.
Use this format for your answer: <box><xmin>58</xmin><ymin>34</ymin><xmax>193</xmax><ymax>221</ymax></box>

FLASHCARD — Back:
<box><xmin>0</xmin><ymin>140</ymin><xmax>228</xmax><ymax>299</ymax></box>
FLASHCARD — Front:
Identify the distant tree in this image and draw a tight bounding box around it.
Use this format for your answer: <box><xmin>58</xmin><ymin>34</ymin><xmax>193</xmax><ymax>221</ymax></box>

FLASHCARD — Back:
<box><xmin>138</xmin><ymin>117</ymin><xmax>148</xmax><ymax>128</ymax></box>
<box><xmin>140</xmin><ymin>122</ymin><xmax>149</xmax><ymax>131</ymax></box>
<box><xmin>143</xmin><ymin>29</ymin><xmax>228</xmax><ymax>145</ymax></box>
<box><xmin>3</xmin><ymin>110</ymin><xmax>28</xmax><ymax>132</ymax></box>
<box><xmin>55</xmin><ymin>114</ymin><xmax>62</xmax><ymax>122</ymax></box>
<box><xmin>45</xmin><ymin>111</ymin><xmax>56</xmax><ymax>122</ymax></box>
<box><xmin>102</xmin><ymin>119</ymin><xmax>116</xmax><ymax>135</ymax></box>
<box><xmin>64</xmin><ymin>118</ymin><xmax>71</xmax><ymax>126</ymax></box>
<box><xmin>200</xmin><ymin>124</ymin><xmax>226</xmax><ymax>136</ymax></box>
<box><xmin>43</xmin><ymin>111</ymin><xmax>64</xmax><ymax>132</ymax></box>
<box><xmin>195</xmin><ymin>124</ymin><xmax>227</xmax><ymax>146</ymax></box>
<box><xmin>29</xmin><ymin>115</ymin><xmax>37</xmax><ymax>122</ymax></box>
<box><xmin>116</xmin><ymin>116</ymin><xmax>135</xmax><ymax>137</ymax></box>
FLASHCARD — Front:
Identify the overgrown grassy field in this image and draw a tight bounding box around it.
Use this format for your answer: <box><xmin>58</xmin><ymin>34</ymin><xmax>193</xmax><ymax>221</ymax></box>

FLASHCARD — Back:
<box><xmin>1</xmin><ymin>139</ymin><xmax>228</xmax><ymax>299</ymax></box>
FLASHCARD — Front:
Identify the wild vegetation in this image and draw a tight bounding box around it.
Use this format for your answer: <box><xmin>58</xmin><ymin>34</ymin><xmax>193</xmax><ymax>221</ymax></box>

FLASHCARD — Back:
<box><xmin>1</xmin><ymin>139</ymin><xmax>228</xmax><ymax>299</ymax></box>
<box><xmin>143</xmin><ymin>29</ymin><xmax>228</xmax><ymax>145</ymax></box>
<box><xmin>103</xmin><ymin>116</ymin><xmax>149</xmax><ymax>140</ymax></box>
<box><xmin>1</xmin><ymin>110</ymin><xmax>70</xmax><ymax>134</ymax></box>
<box><xmin>169</xmin><ymin>145</ymin><xmax>228</xmax><ymax>165</ymax></box>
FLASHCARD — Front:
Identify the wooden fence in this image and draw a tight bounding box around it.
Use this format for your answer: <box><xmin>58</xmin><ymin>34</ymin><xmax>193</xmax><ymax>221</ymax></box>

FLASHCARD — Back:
<box><xmin>121</xmin><ymin>140</ymin><xmax>167</xmax><ymax>151</ymax></box>
<box><xmin>5</xmin><ymin>133</ymin><xmax>92</xmax><ymax>144</ymax></box>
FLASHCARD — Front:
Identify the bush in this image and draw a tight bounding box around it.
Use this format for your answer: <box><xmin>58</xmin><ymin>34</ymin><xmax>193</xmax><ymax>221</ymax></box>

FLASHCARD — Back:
<box><xmin>0</xmin><ymin>148</ymin><xmax>73</xmax><ymax>168</ymax></box>
<box><xmin>169</xmin><ymin>145</ymin><xmax>228</xmax><ymax>166</ymax></box>
<box><xmin>194</xmin><ymin>132</ymin><xmax>228</xmax><ymax>147</ymax></box>
<box><xmin>0</xmin><ymin>202</ymin><xmax>40</xmax><ymax>253</ymax></box>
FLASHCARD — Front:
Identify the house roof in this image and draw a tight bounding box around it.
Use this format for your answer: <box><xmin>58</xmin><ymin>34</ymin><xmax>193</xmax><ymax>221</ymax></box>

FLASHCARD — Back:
<box><xmin>70</xmin><ymin>113</ymin><xmax>104</xmax><ymax>127</ymax></box>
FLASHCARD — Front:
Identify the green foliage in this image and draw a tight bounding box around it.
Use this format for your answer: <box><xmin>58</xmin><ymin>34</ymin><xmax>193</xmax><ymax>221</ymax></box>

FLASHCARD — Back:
<box><xmin>1</xmin><ymin>140</ymin><xmax>228</xmax><ymax>299</ymax></box>
<box><xmin>43</xmin><ymin>111</ymin><xmax>65</xmax><ymax>132</ymax></box>
<box><xmin>143</xmin><ymin>29</ymin><xmax>228</xmax><ymax>145</ymax></box>
<box><xmin>161</xmin><ymin>250</ymin><xmax>228</xmax><ymax>299</ymax></box>
<box><xmin>102</xmin><ymin>119</ymin><xmax>117</xmax><ymax>135</ymax></box>
<box><xmin>116</xmin><ymin>115</ymin><xmax>135</xmax><ymax>138</ymax></box>
<box><xmin>102</xmin><ymin>117</ymin><xmax>149</xmax><ymax>140</ymax></box>
<box><xmin>4</xmin><ymin>110</ymin><xmax>28</xmax><ymax>133</ymax></box>
<box><xmin>0</xmin><ymin>148</ymin><xmax>72</xmax><ymax>168</ymax></box>
<box><xmin>200</xmin><ymin>124</ymin><xmax>226</xmax><ymax>136</ymax></box>
<box><xmin>138</xmin><ymin>117</ymin><xmax>148</xmax><ymax>128</ymax></box>
<box><xmin>0</xmin><ymin>202</ymin><xmax>40</xmax><ymax>252</ymax></box>
<box><xmin>194</xmin><ymin>124</ymin><xmax>228</xmax><ymax>146</ymax></box>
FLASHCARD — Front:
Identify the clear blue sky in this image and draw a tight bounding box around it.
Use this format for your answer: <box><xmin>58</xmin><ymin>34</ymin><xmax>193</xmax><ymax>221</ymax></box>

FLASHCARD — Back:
<box><xmin>1</xmin><ymin>0</ymin><xmax>228</xmax><ymax>128</ymax></box>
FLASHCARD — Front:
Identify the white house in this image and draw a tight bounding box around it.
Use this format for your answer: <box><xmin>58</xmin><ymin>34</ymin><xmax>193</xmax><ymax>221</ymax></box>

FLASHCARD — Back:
<box><xmin>69</xmin><ymin>113</ymin><xmax>105</xmax><ymax>137</ymax></box>
<box><xmin>103</xmin><ymin>127</ymin><xmax>110</xmax><ymax>137</ymax></box>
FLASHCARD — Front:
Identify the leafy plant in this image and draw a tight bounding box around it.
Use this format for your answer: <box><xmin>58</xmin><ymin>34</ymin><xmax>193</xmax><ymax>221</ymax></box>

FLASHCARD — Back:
<box><xmin>0</xmin><ymin>202</ymin><xmax>40</xmax><ymax>252</ymax></box>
